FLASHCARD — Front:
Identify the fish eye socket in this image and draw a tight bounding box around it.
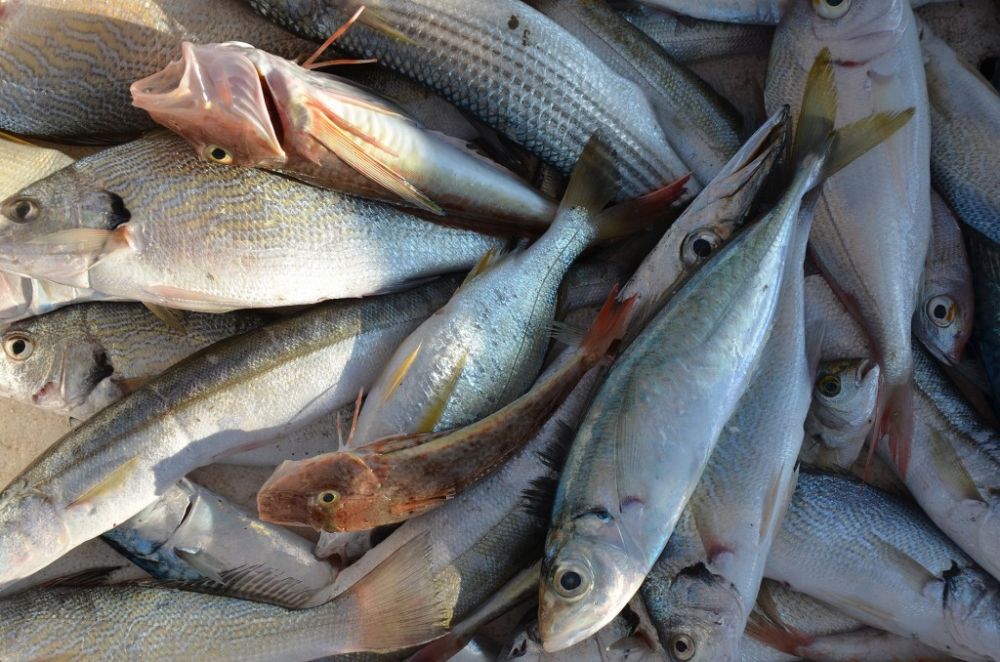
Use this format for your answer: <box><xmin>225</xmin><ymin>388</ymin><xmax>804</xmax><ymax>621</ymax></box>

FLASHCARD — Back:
<box><xmin>318</xmin><ymin>491</ymin><xmax>339</xmax><ymax>505</ymax></box>
<box><xmin>681</xmin><ymin>230</ymin><xmax>721</xmax><ymax>266</ymax></box>
<box><xmin>3</xmin><ymin>333</ymin><xmax>33</xmax><ymax>361</ymax></box>
<box><xmin>203</xmin><ymin>145</ymin><xmax>234</xmax><ymax>165</ymax></box>
<box><xmin>1</xmin><ymin>197</ymin><xmax>40</xmax><ymax>224</ymax></box>
<box><xmin>927</xmin><ymin>295</ymin><xmax>956</xmax><ymax>328</ymax></box>
<box><xmin>552</xmin><ymin>564</ymin><xmax>591</xmax><ymax>600</ymax></box>
<box><xmin>815</xmin><ymin>0</ymin><xmax>851</xmax><ymax>19</ymax></box>
<box><xmin>817</xmin><ymin>373</ymin><xmax>841</xmax><ymax>398</ymax></box>
<box><xmin>670</xmin><ymin>633</ymin><xmax>696</xmax><ymax>661</ymax></box>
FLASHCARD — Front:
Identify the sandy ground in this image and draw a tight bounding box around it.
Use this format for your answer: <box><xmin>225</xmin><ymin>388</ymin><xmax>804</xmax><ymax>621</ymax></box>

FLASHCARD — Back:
<box><xmin>0</xmin><ymin>400</ymin><xmax>71</xmax><ymax>490</ymax></box>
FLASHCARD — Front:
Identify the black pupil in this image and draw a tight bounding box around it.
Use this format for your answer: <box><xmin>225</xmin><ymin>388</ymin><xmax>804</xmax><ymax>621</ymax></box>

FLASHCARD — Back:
<box><xmin>934</xmin><ymin>304</ymin><xmax>948</xmax><ymax>319</ymax></box>
<box><xmin>692</xmin><ymin>238</ymin><xmax>713</xmax><ymax>259</ymax></box>
<box><xmin>675</xmin><ymin>640</ymin><xmax>689</xmax><ymax>653</ymax></box>
<box><xmin>559</xmin><ymin>571</ymin><xmax>582</xmax><ymax>591</ymax></box>
<box><xmin>10</xmin><ymin>340</ymin><xmax>25</xmax><ymax>355</ymax></box>
<box><xmin>827</xmin><ymin>0</ymin><xmax>844</xmax><ymax>6</ymax></box>
<box><xmin>14</xmin><ymin>201</ymin><xmax>31</xmax><ymax>219</ymax></box>
<box><xmin>322</xmin><ymin>493</ymin><xmax>335</xmax><ymax>503</ymax></box>
<box><xmin>821</xmin><ymin>378</ymin><xmax>839</xmax><ymax>396</ymax></box>
<box><xmin>211</xmin><ymin>147</ymin><xmax>228</xmax><ymax>161</ymax></box>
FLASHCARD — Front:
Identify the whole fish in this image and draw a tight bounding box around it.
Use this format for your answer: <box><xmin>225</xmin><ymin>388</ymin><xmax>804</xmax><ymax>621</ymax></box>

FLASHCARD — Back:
<box><xmin>0</xmin><ymin>280</ymin><xmax>455</xmax><ymax>592</ymax></box>
<box><xmin>531</xmin><ymin>0</ymin><xmax>743</xmax><ymax>183</ymax></box>
<box><xmin>801</xmin><ymin>359</ymin><xmax>880</xmax><ymax>471</ymax></box>
<box><xmin>0</xmin><ymin>303</ymin><xmax>268</xmax><ymax>419</ymax></box>
<box><xmin>742</xmin><ymin>579</ymin><xmax>958</xmax><ymax>662</ymax></box>
<box><xmin>0</xmin><ymin>132</ymin><xmax>502</xmax><ymax>312</ymax></box>
<box><xmin>256</xmin><ymin>290</ymin><xmax>632</xmax><ymax>532</ymax></box>
<box><xmin>640</xmin><ymin>217</ymin><xmax>812</xmax><ymax>662</ymax></box>
<box><xmin>618</xmin><ymin>6</ymin><xmax>773</xmax><ymax>63</ymax></box>
<box><xmin>539</xmin><ymin>51</ymin><xmax>912</xmax><ymax>650</ymax></box>
<box><xmin>0</xmin><ymin>535</ymin><xmax>451</xmax><ymax>661</ymax></box>
<box><xmin>765</xmin><ymin>0</ymin><xmax>932</xmax><ymax>475</ymax></box>
<box><xmin>922</xmin><ymin>21</ymin><xmax>1000</xmax><ymax>246</ymax></box>
<box><xmin>915</xmin><ymin>191</ymin><xmax>975</xmax><ymax>366</ymax></box>
<box><xmin>0</xmin><ymin>0</ymin><xmax>310</xmax><ymax>138</ymax></box>
<box><xmin>968</xmin><ymin>231</ymin><xmax>1000</xmax><ymax>415</ymax></box>
<box><xmin>765</xmin><ymin>471</ymin><xmax>1000</xmax><ymax>661</ymax></box>
<box><xmin>243</xmin><ymin>0</ymin><xmax>692</xmax><ymax>197</ymax></box>
<box><xmin>131</xmin><ymin>41</ymin><xmax>558</xmax><ymax>229</ymax></box>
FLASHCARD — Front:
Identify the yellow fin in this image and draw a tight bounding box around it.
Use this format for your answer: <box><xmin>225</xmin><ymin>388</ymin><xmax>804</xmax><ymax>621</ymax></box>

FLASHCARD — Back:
<box><xmin>143</xmin><ymin>303</ymin><xmax>187</xmax><ymax>334</ymax></box>
<box><xmin>791</xmin><ymin>47</ymin><xmax>837</xmax><ymax>167</ymax></box>
<box><xmin>416</xmin><ymin>349</ymin><xmax>468</xmax><ymax>434</ymax></box>
<box><xmin>358</xmin><ymin>8</ymin><xmax>418</xmax><ymax>46</ymax></box>
<box><xmin>825</xmin><ymin>108</ymin><xmax>915</xmax><ymax>179</ymax></box>
<box><xmin>382</xmin><ymin>342</ymin><xmax>422</xmax><ymax>403</ymax></box>
<box><xmin>460</xmin><ymin>248</ymin><xmax>504</xmax><ymax>287</ymax></box>
<box><xmin>68</xmin><ymin>457</ymin><xmax>141</xmax><ymax>508</ymax></box>
<box><xmin>0</xmin><ymin>130</ymin><xmax>32</xmax><ymax>146</ymax></box>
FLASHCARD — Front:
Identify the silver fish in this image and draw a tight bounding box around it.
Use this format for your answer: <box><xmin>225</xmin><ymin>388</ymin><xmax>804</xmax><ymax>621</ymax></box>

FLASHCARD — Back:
<box><xmin>801</xmin><ymin>359</ymin><xmax>880</xmax><ymax>471</ymax></box>
<box><xmin>619</xmin><ymin>6</ymin><xmax>773</xmax><ymax>63</ymax></box>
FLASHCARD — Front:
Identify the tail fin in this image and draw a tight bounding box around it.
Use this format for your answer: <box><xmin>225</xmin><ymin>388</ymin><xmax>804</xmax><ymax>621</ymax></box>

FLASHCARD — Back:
<box><xmin>880</xmin><ymin>383</ymin><xmax>914</xmax><ymax>477</ymax></box>
<box><xmin>560</xmin><ymin>135</ymin><xmax>620</xmax><ymax>218</ymax></box>
<box><xmin>744</xmin><ymin>584</ymin><xmax>814</xmax><ymax>656</ymax></box>
<box><xmin>335</xmin><ymin>532</ymin><xmax>453</xmax><ymax>652</ymax></box>
<box><xmin>595</xmin><ymin>174</ymin><xmax>690</xmax><ymax>242</ymax></box>
<box><xmin>576</xmin><ymin>285</ymin><xmax>636</xmax><ymax>362</ymax></box>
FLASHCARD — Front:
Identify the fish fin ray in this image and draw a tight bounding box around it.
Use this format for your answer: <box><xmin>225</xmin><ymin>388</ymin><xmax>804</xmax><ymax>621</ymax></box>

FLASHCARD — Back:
<box><xmin>143</xmin><ymin>303</ymin><xmax>187</xmax><ymax>334</ymax></box>
<box><xmin>67</xmin><ymin>457</ymin><xmax>142</xmax><ymax>509</ymax></box>
<box><xmin>415</xmin><ymin>349</ymin><xmax>468</xmax><ymax>434</ymax></box>
<box><xmin>381</xmin><ymin>342</ymin><xmax>422</xmax><ymax>403</ymax></box>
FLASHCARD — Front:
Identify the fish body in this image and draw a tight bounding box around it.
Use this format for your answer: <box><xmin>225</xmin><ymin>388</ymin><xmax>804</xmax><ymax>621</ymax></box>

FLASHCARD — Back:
<box><xmin>765</xmin><ymin>471</ymin><xmax>1000</xmax><ymax>661</ymax></box>
<box><xmin>765</xmin><ymin>0</ymin><xmax>932</xmax><ymax>473</ymax></box>
<box><xmin>0</xmin><ymin>303</ymin><xmax>268</xmax><ymax>419</ymax></box>
<box><xmin>619</xmin><ymin>6</ymin><xmax>773</xmax><ymax>63</ymax></box>
<box><xmin>132</xmin><ymin>42</ymin><xmax>556</xmax><ymax>229</ymax></box>
<box><xmin>0</xmin><ymin>133</ymin><xmax>501</xmax><ymax>311</ymax></box>
<box><xmin>0</xmin><ymin>281</ymin><xmax>455</xmax><ymax>592</ymax></box>
<box><xmin>244</xmin><ymin>0</ymin><xmax>691</xmax><ymax>196</ymax></box>
<box><xmin>0</xmin><ymin>0</ymin><xmax>309</xmax><ymax>138</ymax></box>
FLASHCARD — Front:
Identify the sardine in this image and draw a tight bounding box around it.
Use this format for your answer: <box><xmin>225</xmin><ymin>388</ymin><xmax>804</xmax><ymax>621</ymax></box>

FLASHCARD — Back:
<box><xmin>0</xmin><ymin>0</ymin><xmax>310</xmax><ymax>138</ymax></box>
<box><xmin>801</xmin><ymin>359</ymin><xmax>880</xmax><ymax>471</ymax></box>
<box><xmin>0</xmin><ymin>280</ymin><xmax>455</xmax><ymax>592</ymax></box>
<box><xmin>539</xmin><ymin>50</ymin><xmax>912</xmax><ymax>650</ymax></box>
<box><xmin>618</xmin><ymin>6</ymin><xmax>773</xmax><ymax>63</ymax></box>
<box><xmin>0</xmin><ymin>303</ymin><xmax>268</xmax><ymax>419</ymax></box>
<box><xmin>131</xmin><ymin>41</ymin><xmax>557</xmax><ymax>229</ymax></box>
<box><xmin>244</xmin><ymin>0</ymin><xmax>692</xmax><ymax>196</ymax></box>
<box><xmin>765</xmin><ymin>0</ymin><xmax>932</xmax><ymax>475</ymax></box>
<box><xmin>0</xmin><ymin>132</ymin><xmax>502</xmax><ymax>312</ymax></box>
<box><xmin>765</xmin><ymin>471</ymin><xmax>1000</xmax><ymax>661</ymax></box>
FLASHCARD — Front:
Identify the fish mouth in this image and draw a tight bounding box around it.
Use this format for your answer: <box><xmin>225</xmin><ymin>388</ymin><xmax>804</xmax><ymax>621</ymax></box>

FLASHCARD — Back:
<box><xmin>131</xmin><ymin>41</ymin><xmax>286</xmax><ymax>166</ymax></box>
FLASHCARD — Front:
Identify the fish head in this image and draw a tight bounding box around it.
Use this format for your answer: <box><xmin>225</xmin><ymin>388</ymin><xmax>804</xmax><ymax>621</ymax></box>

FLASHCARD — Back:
<box><xmin>256</xmin><ymin>453</ymin><xmax>383</xmax><ymax>532</ymax></box>
<box><xmin>0</xmin><ymin>311</ymin><xmax>113</xmax><ymax>414</ymax></box>
<box><xmin>915</xmin><ymin>276</ymin><xmax>973</xmax><ymax>368</ymax></box>
<box><xmin>538</xmin><ymin>510</ymin><xmax>643</xmax><ymax>652</ymax></box>
<box><xmin>802</xmin><ymin>358</ymin><xmax>879</xmax><ymax>468</ymax></box>
<box><xmin>941</xmin><ymin>565</ymin><xmax>1000</xmax><ymax>659</ymax></box>
<box><xmin>651</xmin><ymin>564</ymin><xmax>745</xmax><ymax>662</ymax></box>
<box><xmin>0</xmin><ymin>483</ymin><xmax>68</xmax><ymax>593</ymax></box>
<box><xmin>0</xmin><ymin>168</ymin><xmax>130</xmax><ymax>287</ymax></box>
<box><xmin>131</xmin><ymin>42</ymin><xmax>286</xmax><ymax>169</ymax></box>
<box><xmin>783</xmin><ymin>0</ymin><xmax>905</xmax><ymax>67</ymax></box>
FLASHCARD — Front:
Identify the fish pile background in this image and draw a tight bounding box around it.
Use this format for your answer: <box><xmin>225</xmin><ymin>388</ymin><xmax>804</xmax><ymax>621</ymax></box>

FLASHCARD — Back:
<box><xmin>1</xmin><ymin>0</ymin><xmax>1000</xmax><ymax>660</ymax></box>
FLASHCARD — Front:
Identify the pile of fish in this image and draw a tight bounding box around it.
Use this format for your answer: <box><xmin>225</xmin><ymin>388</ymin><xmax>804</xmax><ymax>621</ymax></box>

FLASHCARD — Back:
<box><xmin>2</xmin><ymin>0</ymin><xmax>1000</xmax><ymax>660</ymax></box>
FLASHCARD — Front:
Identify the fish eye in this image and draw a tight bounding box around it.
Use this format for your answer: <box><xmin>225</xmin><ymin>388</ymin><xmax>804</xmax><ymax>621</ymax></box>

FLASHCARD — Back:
<box><xmin>669</xmin><ymin>633</ymin><xmax>696</xmax><ymax>661</ymax></box>
<box><xmin>202</xmin><ymin>144</ymin><xmax>234</xmax><ymax>165</ymax></box>
<box><xmin>3</xmin><ymin>333</ymin><xmax>34</xmax><ymax>361</ymax></box>
<box><xmin>1</xmin><ymin>197</ymin><xmax>40</xmax><ymax>224</ymax></box>
<box><xmin>317</xmin><ymin>490</ymin><xmax>339</xmax><ymax>505</ymax></box>
<box><xmin>815</xmin><ymin>0</ymin><xmax>851</xmax><ymax>19</ymax></box>
<box><xmin>552</xmin><ymin>563</ymin><xmax>592</xmax><ymax>600</ymax></box>
<box><xmin>681</xmin><ymin>230</ymin><xmax>722</xmax><ymax>266</ymax></box>
<box><xmin>927</xmin><ymin>295</ymin><xmax>956</xmax><ymax>328</ymax></box>
<box><xmin>817</xmin><ymin>373</ymin><xmax>841</xmax><ymax>398</ymax></box>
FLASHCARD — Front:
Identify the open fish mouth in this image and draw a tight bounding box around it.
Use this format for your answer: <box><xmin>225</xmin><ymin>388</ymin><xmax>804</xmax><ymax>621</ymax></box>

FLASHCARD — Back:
<box><xmin>131</xmin><ymin>42</ymin><xmax>286</xmax><ymax>166</ymax></box>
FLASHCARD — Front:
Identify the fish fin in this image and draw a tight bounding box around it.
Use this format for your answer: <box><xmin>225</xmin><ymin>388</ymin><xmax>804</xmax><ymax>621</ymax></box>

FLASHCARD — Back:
<box><xmin>608</xmin><ymin>634</ymin><xmax>657</xmax><ymax>653</ymax></box>
<box><xmin>382</xmin><ymin>342</ymin><xmax>422</xmax><ymax>403</ymax></box>
<box><xmin>143</xmin><ymin>284</ymin><xmax>243</xmax><ymax>311</ymax></box>
<box><xmin>363</xmin><ymin>431</ymin><xmax>442</xmax><ymax>455</ymax></box>
<box><xmin>143</xmin><ymin>303</ymin><xmax>187</xmax><ymax>334</ymax></box>
<box><xmin>407</xmin><ymin>634</ymin><xmax>470</xmax><ymax>662</ymax></box>
<box><xmin>339</xmin><ymin>532</ymin><xmax>453</xmax><ymax>652</ymax></box>
<box><xmin>136</xmin><ymin>563</ymin><xmax>316</xmax><ymax>609</ymax></box>
<box><xmin>306</xmin><ymin>102</ymin><xmax>444</xmax><ymax>215</ymax></box>
<box><xmin>389</xmin><ymin>491</ymin><xmax>455</xmax><ymax>518</ymax></box>
<box><xmin>0</xmin><ymin>130</ymin><xmax>33</xmax><ymax>146</ymax></box>
<box><xmin>758</xmin><ymin>460</ymin><xmax>798</xmax><ymax>545</ymax></box>
<box><xmin>358</xmin><ymin>7</ymin><xmax>418</xmax><ymax>46</ymax></box>
<box><xmin>594</xmin><ymin>174</ymin><xmax>690</xmax><ymax>242</ymax></box>
<box><xmin>549</xmin><ymin>320</ymin><xmax>586</xmax><ymax>347</ymax></box>
<box><xmin>880</xmin><ymin>383</ymin><xmax>913</xmax><ymax>478</ymax></box>
<box><xmin>460</xmin><ymin>248</ymin><xmax>506</xmax><ymax>287</ymax></box>
<box><xmin>869</xmin><ymin>536</ymin><xmax>940</xmax><ymax>598</ymax></box>
<box><xmin>557</xmin><ymin>134</ymin><xmax>620</xmax><ymax>227</ymax></box>
<box><xmin>536</xmin><ymin>421</ymin><xmax>578</xmax><ymax>472</ymax></box>
<box><xmin>925</xmin><ymin>428</ymin><xmax>983</xmax><ymax>503</ymax></box>
<box><xmin>415</xmin><ymin>349</ymin><xmax>468</xmax><ymax>434</ymax></box>
<box><xmin>302</xmin><ymin>6</ymin><xmax>369</xmax><ymax>69</ymax></box>
<box><xmin>578</xmin><ymin>285</ymin><xmax>636</xmax><ymax>361</ymax></box>
<box><xmin>27</xmin><ymin>228</ymin><xmax>113</xmax><ymax>253</ymax></box>
<box><xmin>519</xmin><ymin>475</ymin><xmax>561</xmax><ymax>520</ymax></box>
<box><xmin>745</xmin><ymin>600</ymin><xmax>814</xmax><ymax>655</ymax></box>
<box><xmin>823</xmin><ymin>109</ymin><xmax>916</xmax><ymax>179</ymax></box>
<box><xmin>173</xmin><ymin>548</ymin><xmax>228</xmax><ymax>585</ymax></box>
<box><xmin>38</xmin><ymin>566</ymin><xmax>124</xmax><ymax>589</ymax></box>
<box><xmin>67</xmin><ymin>456</ymin><xmax>142</xmax><ymax>509</ymax></box>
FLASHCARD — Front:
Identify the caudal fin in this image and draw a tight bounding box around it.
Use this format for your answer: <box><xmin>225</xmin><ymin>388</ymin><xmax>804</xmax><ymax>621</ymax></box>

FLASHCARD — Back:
<box><xmin>880</xmin><ymin>382</ymin><xmax>914</xmax><ymax>478</ymax></box>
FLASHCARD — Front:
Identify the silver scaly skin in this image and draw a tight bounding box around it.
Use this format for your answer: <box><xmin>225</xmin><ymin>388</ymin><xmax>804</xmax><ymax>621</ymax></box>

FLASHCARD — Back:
<box><xmin>244</xmin><ymin>0</ymin><xmax>692</xmax><ymax>197</ymax></box>
<box><xmin>0</xmin><ymin>0</ymin><xmax>310</xmax><ymax>138</ymax></box>
<box><xmin>0</xmin><ymin>279</ymin><xmax>456</xmax><ymax>593</ymax></box>
<box><xmin>0</xmin><ymin>303</ymin><xmax>269</xmax><ymax>419</ymax></box>
<box><xmin>618</xmin><ymin>5</ymin><xmax>773</xmax><ymax>63</ymax></box>
<box><xmin>0</xmin><ymin>132</ymin><xmax>502</xmax><ymax>312</ymax></box>
<box><xmin>765</xmin><ymin>471</ymin><xmax>1000</xmax><ymax>661</ymax></box>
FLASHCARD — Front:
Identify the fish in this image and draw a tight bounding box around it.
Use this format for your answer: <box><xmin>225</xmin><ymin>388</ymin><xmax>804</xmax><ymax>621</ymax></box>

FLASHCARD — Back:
<box><xmin>640</xmin><ymin>197</ymin><xmax>813</xmax><ymax>662</ymax></box>
<box><xmin>922</xmin><ymin>20</ymin><xmax>1000</xmax><ymax>247</ymax></box>
<box><xmin>765</xmin><ymin>470</ymin><xmax>1000</xmax><ymax>661</ymax></box>
<box><xmin>243</xmin><ymin>0</ymin><xmax>693</xmax><ymax>197</ymax></box>
<box><xmin>0</xmin><ymin>534</ymin><xmax>452</xmax><ymax>661</ymax></box>
<box><xmin>538</xmin><ymin>49</ymin><xmax>913</xmax><ymax>651</ymax></box>
<box><xmin>618</xmin><ymin>6</ymin><xmax>773</xmax><ymax>63</ymax></box>
<box><xmin>530</xmin><ymin>0</ymin><xmax>743</xmax><ymax>183</ymax></box>
<box><xmin>968</xmin><ymin>230</ymin><xmax>1000</xmax><ymax>417</ymax></box>
<box><xmin>0</xmin><ymin>302</ymin><xmax>269</xmax><ymax>419</ymax></box>
<box><xmin>765</xmin><ymin>0</ymin><xmax>932</xmax><ymax>476</ymax></box>
<box><xmin>801</xmin><ymin>359</ymin><xmax>881</xmax><ymax>471</ymax></box>
<box><xmin>0</xmin><ymin>132</ymin><xmax>503</xmax><ymax>312</ymax></box>
<box><xmin>742</xmin><ymin>579</ymin><xmax>958</xmax><ymax>662</ymax></box>
<box><xmin>0</xmin><ymin>280</ymin><xmax>456</xmax><ymax>592</ymax></box>
<box><xmin>0</xmin><ymin>0</ymin><xmax>311</xmax><ymax>138</ymax></box>
<box><xmin>629</xmin><ymin>0</ymin><xmax>956</xmax><ymax>25</ymax></box>
<box><xmin>255</xmin><ymin>288</ymin><xmax>633</xmax><ymax>532</ymax></box>
<box><xmin>131</xmin><ymin>41</ymin><xmax>558</xmax><ymax>230</ymax></box>
<box><xmin>914</xmin><ymin>191</ymin><xmax>975</xmax><ymax>366</ymax></box>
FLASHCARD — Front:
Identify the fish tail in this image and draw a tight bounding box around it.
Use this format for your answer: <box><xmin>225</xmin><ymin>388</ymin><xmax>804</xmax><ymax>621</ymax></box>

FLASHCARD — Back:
<box><xmin>880</xmin><ymin>382</ymin><xmax>914</xmax><ymax>478</ymax></box>
<box><xmin>558</xmin><ymin>135</ymin><xmax>620</xmax><ymax>227</ymax></box>
<box><xmin>334</xmin><ymin>533</ymin><xmax>453</xmax><ymax>653</ymax></box>
<box><xmin>744</xmin><ymin>604</ymin><xmax>814</xmax><ymax>656</ymax></box>
<box><xmin>594</xmin><ymin>174</ymin><xmax>690</xmax><ymax>242</ymax></box>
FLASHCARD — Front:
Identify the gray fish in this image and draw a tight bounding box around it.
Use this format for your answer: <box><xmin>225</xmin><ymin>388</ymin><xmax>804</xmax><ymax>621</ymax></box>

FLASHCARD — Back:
<box><xmin>619</xmin><ymin>6</ymin><xmax>773</xmax><ymax>63</ymax></box>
